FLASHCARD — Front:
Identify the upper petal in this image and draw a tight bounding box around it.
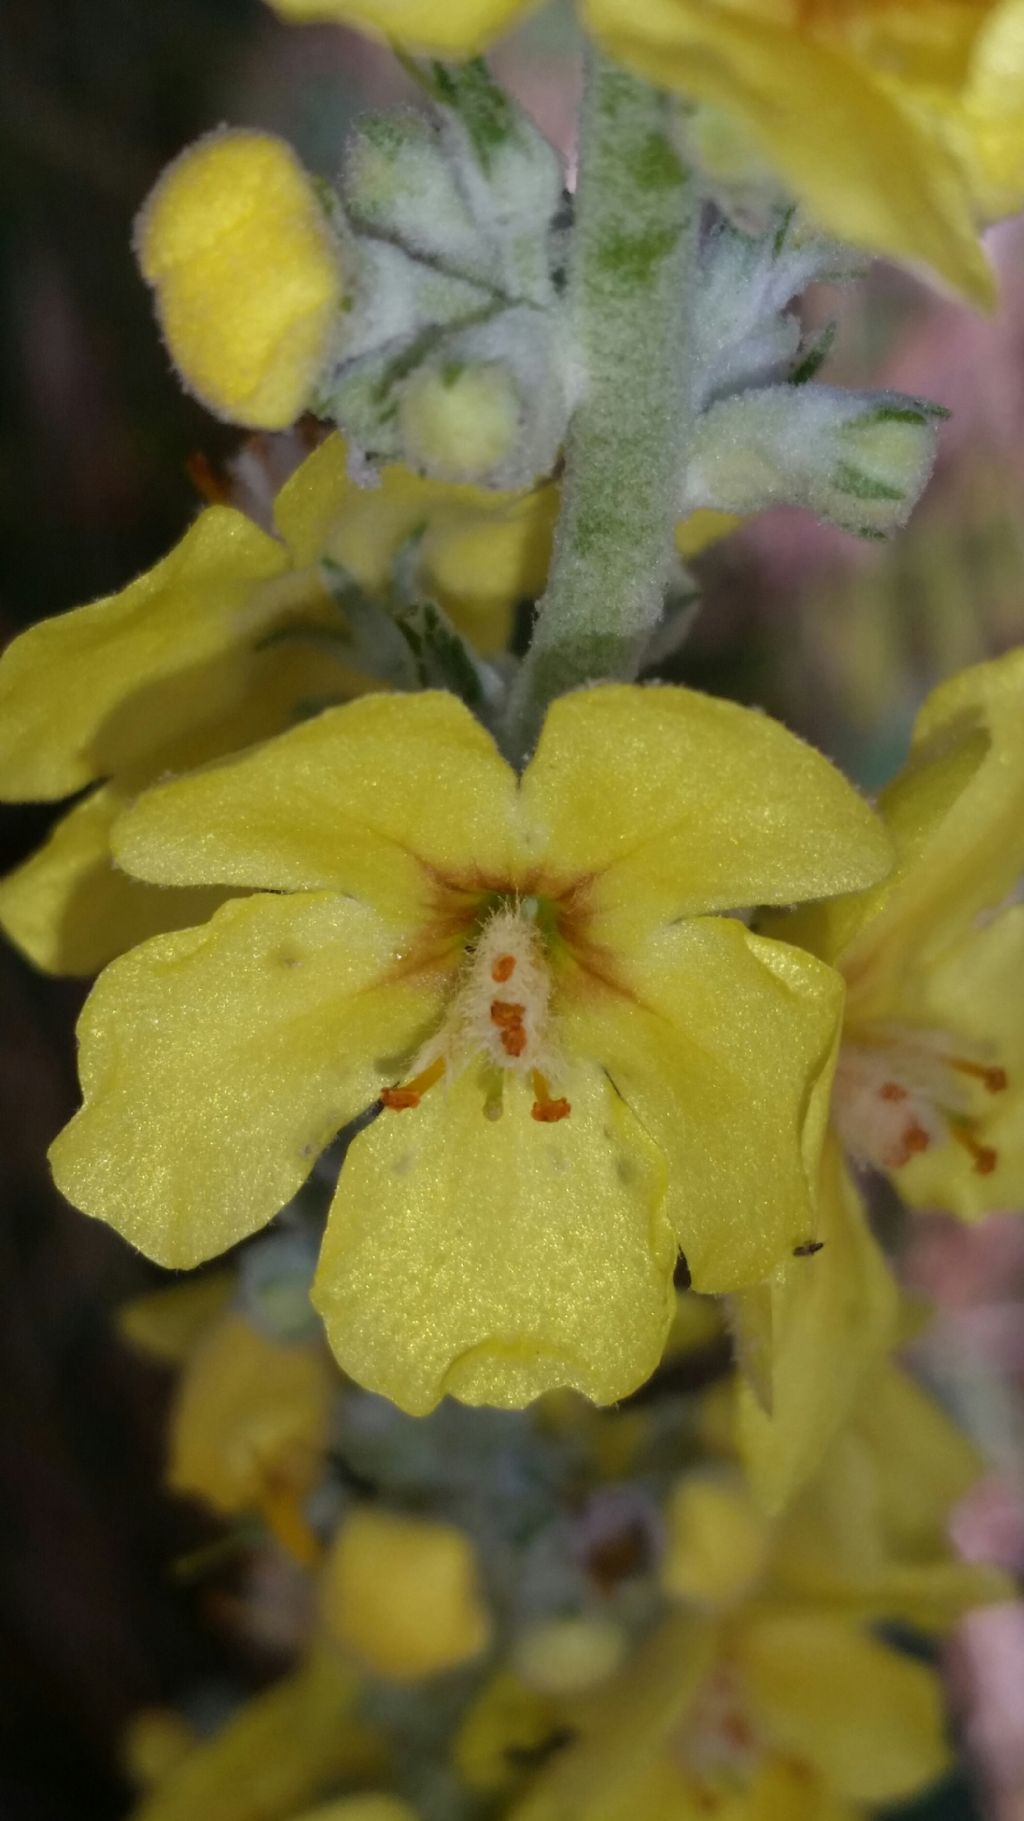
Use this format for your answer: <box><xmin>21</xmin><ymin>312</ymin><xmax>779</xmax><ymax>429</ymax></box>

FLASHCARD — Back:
<box><xmin>313</xmin><ymin>1060</ymin><xmax>677</xmax><ymax>1415</ymax></box>
<box><xmin>519</xmin><ymin>686</ymin><xmax>891</xmax><ymax>946</ymax></box>
<box><xmin>559</xmin><ymin>919</ymin><xmax>846</xmax><ymax>1291</ymax></box>
<box><xmin>264</xmin><ymin>0</ymin><xmax>533</xmax><ymax>57</ymax></box>
<box><xmin>0</xmin><ymin>507</ymin><xmax>286</xmax><ymax>801</ymax></box>
<box><xmin>583</xmin><ymin>0</ymin><xmax>994</xmax><ymax>304</ymax></box>
<box><xmin>113</xmin><ymin>692</ymin><xmax>520</xmax><ymax>917</ymax></box>
<box><xmin>50</xmin><ymin>891</ymin><xmax>441</xmax><ymax>1268</ymax></box>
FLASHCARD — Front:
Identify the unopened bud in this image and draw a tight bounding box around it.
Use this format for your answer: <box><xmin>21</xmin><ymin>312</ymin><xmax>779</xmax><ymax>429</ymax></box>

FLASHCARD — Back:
<box><xmin>511</xmin><ymin>1613</ymin><xmax>627</xmax><ymax>1695</ymax></box>
<box><xmin>400</xmin><ymin>362</ymin><xmax>522</xmax><ymax>484</ymax></box>
<box><xmin>662</xmin><ymin>1472</ymin><xmax>770</xmax><ymax>1610</ymax></box>
<box><xmin>136</xmin><ymin>129</ymin><xmax>344</xmax><ymax>429</ymax></box>
<box><xmin>321</xmin><ymin>1509</ymin><xmax>491</xmax><ymax>1681</ymax></box>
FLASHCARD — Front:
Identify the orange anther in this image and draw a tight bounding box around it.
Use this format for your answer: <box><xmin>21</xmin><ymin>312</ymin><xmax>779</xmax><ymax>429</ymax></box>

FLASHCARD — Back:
<box><xmin>490</xmin><ymin>999</ymin><xmax>526</xmax><ymax>1029</ymax></box>
<box><xmin>944</xmin><ymin>1055</ymin><xmax>1008</xmax><ymax>1094</ymax></box>
<box><xmin>491</xmin><ymin>954</ymin><xmax>516</xmax><ymax>983</ymax></box>
<box><xmin>530</xmin><ymin>1070</ymin><xmax>571</xmax><ymax>1123</ymax></box>
<box><xmin>380</xmin><ymin>1053</ymin><xmax>445</xmax><ymax>1112</ymax></box>
<box><xmin>186</xmin><ymin>450</ymin><xmax>229</xmax><ymax>503</ymax></box>
<box><xmin>502</xmin><ymin>1025</ymin><xmax>528</xmax><ymax>1057</ymax></box>
<box><xmin>902</xmin><ymin>1120</ymin><xmax>930</xmax><ymax>1158</ymax></box>
<box><xmin>953</xmin><ymin>1126</ymin><xmax>998</xmax><ymax>1175</ymax></box>
<box><xmin>879</xmin><ymin>1081</ymin><xmax>907</xmax><ymax>1102</ymax></box>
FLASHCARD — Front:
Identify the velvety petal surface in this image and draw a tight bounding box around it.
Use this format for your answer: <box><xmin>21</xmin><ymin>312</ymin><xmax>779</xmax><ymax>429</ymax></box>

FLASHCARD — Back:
<box><xmin>313</xmin><ymin>1060</ymin><xmax>676</xmax><ymax>1415</ymax></box>
<box><xmin>114</xmin><ymin>692</ymin><xmax>519</xmax><ymax>917</ymax></box>
<box><xmin>50</xmin><ymin>892</ymin><xmax>442</xmax><ymax>1267</ymax></box>
<box><xmin>732</xmin><ymin>1137</ymin><xmax>900</xmax><ymax>1513</ymax></box>
<box><xmin>0</xmin><ymin>785</ymin><xmax>231</xmax><ymax>975</ymax></box>
<box><xmin>738</xmin><ymin>1616</ymin><xmax>950</xmax><ymax>1804</ymax></box>
<box><xmin>558</xmin><ymin>920</ymin><xmax>845</xmax><ymax>1291</ymax></box>
<box><xmin>0</xmin><ymin>507</ymin><xmax>286</xmax><ymax>800</ymax></box>
<box><xmin>519</xmin><ymin>686</ymin><xmax>891</xmax><ymax>946</ymax></box>
<box><xmin>583</xmin><ymin>0</ymin><xmax>994</xmax><ymax>304</ymax></box>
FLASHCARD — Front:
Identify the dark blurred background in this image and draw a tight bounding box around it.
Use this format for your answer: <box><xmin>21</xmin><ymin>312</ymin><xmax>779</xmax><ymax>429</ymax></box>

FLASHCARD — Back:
<box><xmin>2</xmin><ymin>3</ymin><xmax>1023</xmax><ymax>1815</ymax></box>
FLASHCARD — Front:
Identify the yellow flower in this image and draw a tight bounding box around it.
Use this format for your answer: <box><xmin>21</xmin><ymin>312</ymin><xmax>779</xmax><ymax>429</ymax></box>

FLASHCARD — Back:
<box><xmin>121</xmin><ymin>1278</ymin><xmax>335</xmax><ymax>1565</ymax></box>
<box><xmin>321</xmin><ymin>1507</ymin><xmax>492</xmax><ymax>1679</ymax></box>
<box><xmin>49</xmin><ymin>685</ymin><xmax>888</xmax><ymax>1412</ymax></box>
<box><xmin>585</xmin><ymin>0</ymin><xmax>1024</xmax><ymax>306</ymax></box>
<box><xmin>268</xmin><ymin>0</ymin><xmax>1023</xmax><ymax>305</ymax></box>
<box><xmin>774</xmin><ymin>647</ymin><xmax>1024</xmax><ymax>1221</ymax></box>
<box><xmin>0</xmin><ymin>434</ymin><xmax>552</xmax><ymax>974</ymax></box>
<box><xmin>136</xmin><ymin>131</ymin><xmax>344</xmax><ymax>429</ymax></box>
<box><xmin>127</xmin><ymin>1647</ymin><xmax>385</xmax><ymax>1821</ymax></box>
<box><xmin>516</xmin><ymin>1363</ymin><xmax>1007</xmax><ymax>1821</ymax></box>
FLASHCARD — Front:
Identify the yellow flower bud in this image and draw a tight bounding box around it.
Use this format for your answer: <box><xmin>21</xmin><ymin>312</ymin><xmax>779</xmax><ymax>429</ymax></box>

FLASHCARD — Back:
<box><xmin>136</xmin><ymin>129</ymin><xmax>343</xmax><ymax>428</ymax></box>
<box><xmin>264</xmin><ymin>0</ymin><xmax>532</xmax><ymax>59</ymax></box>
<box><xmin>289</xmin><ymin>1799</ymin><xmax>419</xmax><ymax>1821</ymax></box>
<box><xmin>512</xmin><ymin>1614</ymin><xmax>627</xmax><ymax>1695</ymax></box>
<box><xmin>399</xmin><ymin>364</ymin><xmax>522</xmax><ymax>484</ymax></box>
<box><xmin>662</xmin><ymin>1472</ymin><xmax>771</xmax><ymax>1611</ymax></box>
<box><xmin>321</xmin><ymin>1509</ymin><xmax>491</xmax><ymax>1681</ymax></box>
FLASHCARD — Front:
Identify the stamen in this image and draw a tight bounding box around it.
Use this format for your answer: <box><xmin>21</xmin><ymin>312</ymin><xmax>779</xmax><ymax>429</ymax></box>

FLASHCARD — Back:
<box><xmin>888</xmin><ymin>1117</ymin><xmax>931</xmax><ymax>1167</ymax></box>
<box><xmin>502</xmin><ymin>1025</ymin><xmax>528</xmax><ymax>1058</ymax></box>
<box><xmin>491</xmin><ymin>954</ymin><xmax>517</xmax><ymax>983</ymax></box>
<box><xmin>879</xmin><ymin>1081</ymin><xmax>907</xmax><ymax>1102</ymax></box>
<box><xmin>943</xmin><ymin>1056</ymin><xmax>1008</xmax><ymax>1094</ymax></box>
<box><xmin>380</xmin><ymin>1054</ymin><xmax>446</xmax><ymax>1111</ymax></box>
<box><xmin>530</xmin><ymin>1069</ymin><xmax>571</xmax><ymax>1124</ymax></box>
<box><xmin>490</xmin><ymin>1000</ymin><xmax>526</xmax><ymax>1029</ymax></box>
<box><xmin>952</xmin><ymin>1125</ymin><xmax>998</xmax><ymax>1175</ymax></box>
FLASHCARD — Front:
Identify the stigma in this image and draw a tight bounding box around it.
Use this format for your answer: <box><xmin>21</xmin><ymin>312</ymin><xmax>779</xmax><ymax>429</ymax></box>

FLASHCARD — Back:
<box><xmin>381</xmin><ymin>904</ymin><xmax>571</xmax><ymax>1123</ymax></box>
<box><xmin>834</xmin><ymin>1021</ymin><xmax>1007</xmax><ymax>1176</ymax></box>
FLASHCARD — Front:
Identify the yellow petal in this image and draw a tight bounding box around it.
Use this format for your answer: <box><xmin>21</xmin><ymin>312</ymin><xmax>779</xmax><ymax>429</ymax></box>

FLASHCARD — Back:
<box><xmin>169</xmin><ymin>1313</ymin><xmax>334</xmax><ymax>1515</ymax></box>
<box><xmin>288</xmin><ymin>1800</ymin><xmax>419</xmax><ymax>1821</ymax></box>
<box><xmin>738</xmin><ymin>1615</ymin><xmax>950</xmax><ymax>1804</ymax></box>
<box><xmin>897</xmin><ymin>905</ymin><xmax>1024</xmax><ymax>1217</ymax></box>
<box><xmin>114</xmin><ymin>692</ymin><xmax>518</xmax><ymax>920</ymax></box>
<box><xmin>264</xmin><ymin>0</ymin><xmax>535</xmax><ymax>57</ymax></box>
<box><xmin>733</xmin><ymin>1137</ymin><xmax>900</xmax><ymax>1513</ymax></box>
<box><xmin>520</xmin><ymin>685</ymin><xmax>892</xmax><ymax>948</ymax></box>
<box><xmin>0</xmin><ymin>785</ymin><xmax>230</xmax><ymax>976</ymax></box>
<box><xmin>50</xmin><ymin>891</ymin><xmax>440</xmax><ymax>1268</ymax></box>
<box><xmin>130</xmin><ymin>1647</ymin><xmax>383</xmax><ymax>1821</ymax></box>
<box><xmin>322</xmin><ymin>1508</ymin><xmax>491</xmax><ymax>1680</ymax></box>
<box><xmin>314</xmin><ymin>1059</ymin><xmax>676</xmax><ymax>1414</ymax></box>
<box><xmin>780</xmin><ymin>645</ymin><xmax>1024</xmax><ymax>1000</ymax></box>
<box><xmin>137</xmin><ymin>131</ymin><xmax>343</xmax><ymax>429</ymax></box>
<box><xmin>583</xmin><ymin>0</ymin><xmax>994</xmax><ymax>305</ymax></box>
<box><xmin>675</xmin><ymin>508</ymin><xmax>740</xmax><ymax>560</ymax></box>
<box><xmin>118</xmin><ymin>1271</ymin><xmax>235</xmax><ymax>1364</ymax></box>
<box><xmin>273</xmin><ymin>433</ymin><xmax>555</xmax><ymax>654</ymax></box>
<box><xmin>0</xmin><ymin>507</ymin><xmax>286</xmax><ymax>801</ymax></box>
<box><xmin>559</xmin><ymin>921</ymin><xmax>845</xmax><ymax>1291</ymax></box>
<box><xmin>510</xmin><ymin>1614</ymin><xmax>718</xmax><ymax>1821</ymax></box>
<box><xmin>455</xmin><ymin>1672</ymin><xmax>563</xmax><ymax>1797</ymax></box>
<box><xmin>953</xmin><ymin>0</ymin><xmax>1024</xmax><ymax>219</ymax></box>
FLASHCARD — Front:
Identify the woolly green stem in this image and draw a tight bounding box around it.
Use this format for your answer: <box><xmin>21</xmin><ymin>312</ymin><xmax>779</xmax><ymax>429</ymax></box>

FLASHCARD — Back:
<box><xmin>503</xmin><ymin>54</ymin><xmax>696</xmax><ymax>761</ymax></box>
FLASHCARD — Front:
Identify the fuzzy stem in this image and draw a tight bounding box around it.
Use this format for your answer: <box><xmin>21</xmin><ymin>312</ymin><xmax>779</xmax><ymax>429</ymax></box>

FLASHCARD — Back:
<box><xmin>503</xmin><ymin>54</ymin><xmax>695</xmax><ymax>761</ymax></box>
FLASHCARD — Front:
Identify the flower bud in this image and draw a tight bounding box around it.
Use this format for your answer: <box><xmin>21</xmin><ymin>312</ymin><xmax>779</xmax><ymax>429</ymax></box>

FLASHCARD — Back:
<box><xmin>399</xmin><ymin>362</ymin><xmax>523</xmax><ymax>485</ymax></box>
<box><xmin>263</xmin><ymin>0</ymin><xmax>527</xmax><ymax>58</ymax></box>
<box><xmin>662</xmin><ymin>1472</ymin><xmax>771</xmax><ymax>1610</ymax></box>
<box><xmin>511</xmin><ymin>1614</ymin><xmax>627</xmax><ymax>1695</ymax></box>
<box><xmin>321</xmin><ymin>1509</ymin><xmax>491</xmax><ymax>1681</ymax></box>
<box><xmin>136</xmin><ymin>129</ymin><xmax>343</xmax><ymax>428</ymax></box>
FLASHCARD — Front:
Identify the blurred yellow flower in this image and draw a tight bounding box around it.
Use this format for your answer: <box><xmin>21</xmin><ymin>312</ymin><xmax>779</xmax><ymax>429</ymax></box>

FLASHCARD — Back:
<box><xmin>0</xmin><ymin>434</ymin><xmax>552</xmax><ymax>974</ymax></box>
<box><xmin>136</xmin><ymin>131</ymin><xmax>344</xmax><ymax>429</ymax></box>
<box><xmin>776</xmin><ymin>647</ymin><xmax>1024</xmax><ymax>1221</ymax></box>
<box><xmin>322</xmin><ymin>1507</ymin><xmax>492</xmax><ymax>1679</ymax></box>
<box><xmin>128</xmin><ymin>1648</ymin><xmax>384</xmax><ymax>1821</ymax></box>
<box><xmin>516</xmin><ymin>1362</ymin><xmax>1007</xmax><ymax>1821</ymax></box>
<box><xmin>264</xmin><ymin>0</ymin><xmax>536</xmax><ymax>57</ymax></box>
<box><xmin>50</xmin><ymin>685</ymin><xmax>888</xmax><ymax>1413</ymax></box>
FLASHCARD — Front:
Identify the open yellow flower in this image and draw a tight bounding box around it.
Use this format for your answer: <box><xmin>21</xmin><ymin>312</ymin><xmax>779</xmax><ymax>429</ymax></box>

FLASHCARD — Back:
<box><xmin>266</xmin><ymin>0</ymin><xmax>1024</xmax><ymax>304</ymax></box>
<box><xmin>50</xmin><ymin>685</ymin><xmax>889</xmax><ymax>1413</ymax></box>
<box><xmin>514</xmin><ymin>1362</ymin><xmax>1006</xmax><ymax>1821</ymax></box>
<box><xmin>773</xmin><ymin>647</ymin><xmax>1024</xmax><ymax>1221</ymax></box>
<box><xmin>0</xmin><ymin>433</ymin><xmax>552</xmax><ymax>974</ymax></box>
